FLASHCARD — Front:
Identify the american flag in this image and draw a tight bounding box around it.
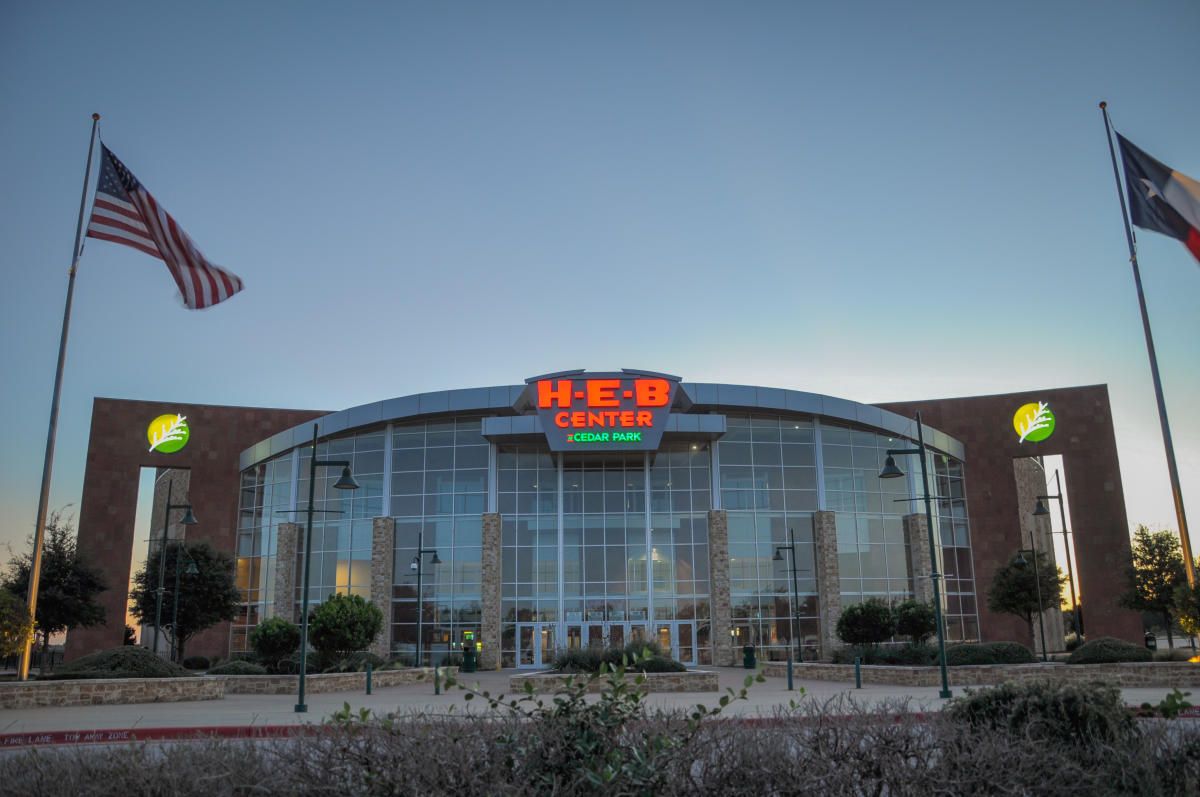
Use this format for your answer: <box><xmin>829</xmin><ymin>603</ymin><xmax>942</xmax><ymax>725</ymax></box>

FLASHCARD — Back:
<box><xmin>85</xmin><ymin>144</ymin><xmax>244</xmax><ymax>309</ymax></box>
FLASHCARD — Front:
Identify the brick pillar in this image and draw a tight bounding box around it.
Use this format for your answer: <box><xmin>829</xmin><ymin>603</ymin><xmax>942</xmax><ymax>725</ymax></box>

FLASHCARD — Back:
<box><xmin>272</xmin><ymin>523</ymin><xmax>301</xmax><ymax>622</ymax></box>
<box><xmin>813</xmin><ymin>510</ymin><xmax>841</xmax><ymax>659</ymax></box>
<box><xmin>370</xmin><ymin>517</ymin><xmax>396</xmax><ymax>659</ymax></box>
<box><xmin>480</xmin><ymin>512</ymin><xmax>503</xmax><ymax>670</ymax></box>
<box><xmin>707</xmin><ymin>509</ymin><xmax>734</xmax><ymax>666</ymax></box>
<box><xmin>904</xmin><ymin>513</ymin><xmax>934</xmax><ymax>605</ymax></box>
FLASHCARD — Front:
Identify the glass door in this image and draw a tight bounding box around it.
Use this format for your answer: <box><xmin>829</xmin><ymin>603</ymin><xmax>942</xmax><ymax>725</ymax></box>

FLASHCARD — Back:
<box><xmin>517</xmin><ymin>623</ymin><xmax>556</xmax><ymax>669</ymax></box>
<box><xmin>676</xmin><ymin>621</ymin><xmax>696</xmax><ymax>666</ymax></box>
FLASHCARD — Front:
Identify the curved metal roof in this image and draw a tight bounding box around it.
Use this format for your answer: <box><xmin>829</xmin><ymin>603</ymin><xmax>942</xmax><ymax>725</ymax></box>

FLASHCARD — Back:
<box><xmin>238</xmin><ymin>382</ymin><xmax>965</xmax><ymax>470</ymax></box>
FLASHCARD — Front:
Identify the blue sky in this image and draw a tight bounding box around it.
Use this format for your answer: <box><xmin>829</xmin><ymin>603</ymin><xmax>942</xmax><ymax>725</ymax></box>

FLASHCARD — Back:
<box><xmin>1</xmin><ymin>1</ymin><xmax>1197</xmax><ymax>562</ymax></box>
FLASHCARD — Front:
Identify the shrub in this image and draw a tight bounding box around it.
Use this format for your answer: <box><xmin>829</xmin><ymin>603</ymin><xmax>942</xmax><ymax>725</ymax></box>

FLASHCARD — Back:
<box><xmin>836</xmin><ymin>598</ymin><xmax>895</xmax><ymax>646</ymax></box>
<box><xmin>552</xmin><ymin>641</ymin><xmax>685</xmax><ymax>673</ymax></box>
<box><xmin>308</xmin><ymin>593</ymin><xmax>383</xmax><ymax>666</ymax></box>
<box><xmin>894</xmin><ymin>600</ymin><xmax>937</xmax><ymax>645</ymax></box>
<box><xmin>207</xmin><ymin>660</ymin><xmax>268</xmax><ymax>676</ymax></box>
<box><xmin>831</xmin><ymin>643</ymin><xmax>936</xmax><ymax>666</ymax></box>
<box><xmin>41</xmin><ymin>646</ymin><xmax>193</xmax><ymax>680</ymax></box>
<box><xmin>943</xmin><ymin>642</ymin><xmax>1035</xmax><ymax>666</ymax></box>
<box><xmin>1064</xmin><ymin>632</ymin><xmax>1084</xmax><ymax>651</ymax></box>
<box><xmin>1153</xmin><ymin>647</ymin><xmax>1195</xmax><ymax>662</ymax></box>
<box><xmin>946</xmin><ymin>680</ymin><xmax>1137</xmax><ymax>747</ymax></box>
<box><xmin>182</xmin><ymin>655</ymin><xmax>210</xmax><ymax>670</ymax></box>
<box><xmin>249</xmin><ymin>617</ymin><xmax>301</xmax><ymax>671</ymax></box>
<box><xmin>1067</xmin><ymin>636</ymin><xmax>1153</xmax><ymax>664</ymax></box>
<box><xmin>0</xmin><ymin>588</ymin><xmax>35</xmax><ymax>658</ymax></box>
<box><xmin>322</xmin><ymin>651</ymin><xmax>387</xmax><ymax>673</ymax></box>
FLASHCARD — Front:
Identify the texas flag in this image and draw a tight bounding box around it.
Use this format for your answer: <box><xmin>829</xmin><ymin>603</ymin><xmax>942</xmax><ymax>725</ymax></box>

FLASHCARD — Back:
<box><xmin>1117</xmin><ymin>134</ymin><xmax>1200</xmax><ymax>264</ymax></box>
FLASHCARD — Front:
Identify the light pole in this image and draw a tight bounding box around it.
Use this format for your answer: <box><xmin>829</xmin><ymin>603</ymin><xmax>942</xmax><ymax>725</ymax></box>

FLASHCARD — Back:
<box><xmin>410</xmin><ymin>526</ymin><xmax>441</xmax><ymax>666</ymax></box>
<box><xmin>169</xmin><ymin>544</ymin><xmax>201</xmax><ymax>662</ymax></box>
<box><xmin>152</xmin><ymin>479</ymin><xmax>197</xmax><ymax>658</ymax></box>
<box><xmin>293</xmin><ymin>424</ymin><xmax>359</xmax><ymax>713</ymax></box>
<box><xmin>773</xmin><ymin>526</ymin><xmax>806</xmax><ymax>691</ymax></box>
<box><xmin>1034</xmin><ymin>468</ymin><xmax>1082</xmax><ymax>637</ymax></box>
<box><xmin>879</xmin><ymin>411</ymin><xmax>952</xmax><ymax>699</ymax></box>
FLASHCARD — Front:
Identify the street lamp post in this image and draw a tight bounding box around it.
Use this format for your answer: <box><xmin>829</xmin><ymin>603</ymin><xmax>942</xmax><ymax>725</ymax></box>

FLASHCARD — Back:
<box><xmin>169</xmin><ymin>543</ymin><xmax>201</xmax><ymax>662</ymax></box>
<box><xmin>1034</xmin><ymin>468</ymin><xmax>1082</xmax><ymax>637</ymax></box>
<box><xmin>152</xmin><ymin>478</ymin><xmax>197</xmax><ymax>658</ymax></box>
<box><xmin>878</xmin><ymin>410</ymin><xmax>952</xmax><ymax>699</ymax></box>
<box><xmin>1013</xmin><ymin>533</ymin><xmax>1050</xmax><ymax>661</ymax></box>
<box><xmin>773</xmin><ymin>525</ymin><xmax>806</xmax><ymax>691</ymax></box>
<box><xmin>294</xmin><ymin>424</ymin><xmax>360</xmax><ymax>713</ymax></box>
<box><xmin>410</xmin><ymin>526</ymin><xmax>441</xmax><ymax>666</ymax></box>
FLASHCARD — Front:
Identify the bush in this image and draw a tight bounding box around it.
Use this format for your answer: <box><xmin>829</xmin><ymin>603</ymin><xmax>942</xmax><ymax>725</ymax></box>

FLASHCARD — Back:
<box><xmin>308</xmin><ymin>593</ymin><xmax>383</xmax><ymax>666</ymax></box>
<box><xmin>836</xmin><ymin>598</ymin><xmax>895</xmax><ymax>646</ymax></box>
<box><xmin>249</xmin><ymin>617</ymin><xmax>301</xmax><ymax>669</ymax></box>
<box><xmin>1067</xmin><ymin>636</ymin><xmax>1153</xmax><ymax>664</ymax></box>
<box><xmin>322</xmin><ymin>651</ymin><xmax>387</xmax><ymax>673</ymax></box>
<box><xmin>552</xmin><ymin>641</ymin><xmax>685</xmax><ymax>673</ymax></box>
<box><xmin>831</xmin><ymin>643</ymin><xmax>936</xmax><ymax>666</ymax></box>
<box><xmin>1064</xmin><ymin>632</ymin><xmax>1084</xmax><ymax>651</ymax></box>
<box><xmin>207</xmin><ymin>660</ymin><xmax>268</xmax><ymax>676</ymax></box>
<box><xmin>1153</xmin><ymin>648</ymin><xmax>1195</xmax><ymax>662</ymax></box>
<box><xmin>944</xmin><ymin>642</ymin><xmax>1035</xmax><ymax>666</ymax></box>
<box><xmin>181</xmin><ymin>655</ymin><xmax>210</xmax><ymax>670</ymax></box>
<box><xmin>40</xmin><ymin>646</ymin><xmax>193</xmax><ymax>680</ymax></box>
<box><xmin>946</xmin><ymin>680</ymin><xmax>1137</xmax><ymax>747</ymax></box>
<box><xmin>894</xmin><ymin>599</ymin><xmax>937</xmax><ymax>644</ymax></box>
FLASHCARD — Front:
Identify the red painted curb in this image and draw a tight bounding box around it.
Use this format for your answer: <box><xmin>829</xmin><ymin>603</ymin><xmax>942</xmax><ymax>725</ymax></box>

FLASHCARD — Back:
<box><xmin>0</xmin><ymin>725</ymin><xmax>319</xmax><ymax>749</ymax></box>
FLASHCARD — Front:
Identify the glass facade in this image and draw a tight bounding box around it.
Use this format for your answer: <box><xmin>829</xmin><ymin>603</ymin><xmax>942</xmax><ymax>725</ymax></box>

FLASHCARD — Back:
<box><xmin>232</xmin><ymin>398</ymin><xmax>980</xmax><ymax>662</ymax></box>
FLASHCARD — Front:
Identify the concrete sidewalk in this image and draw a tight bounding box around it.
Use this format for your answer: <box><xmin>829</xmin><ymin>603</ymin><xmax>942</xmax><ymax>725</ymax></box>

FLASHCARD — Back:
<box><xmin>0</xmin><ymin>668</ymin><xmax>1189</xmax><ymax>736</ymax></box>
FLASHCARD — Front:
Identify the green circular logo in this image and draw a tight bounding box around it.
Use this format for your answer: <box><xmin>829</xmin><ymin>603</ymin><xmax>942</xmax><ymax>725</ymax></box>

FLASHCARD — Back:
<box><xmin>1013</xmin><ymin>402</ymin><xmax>1055</xmax><ymax>443</ymax></box>
<box><xmin>148</xmin><ymin>413</ymin><xmax>190</xmax><ymax>453</ymax></box>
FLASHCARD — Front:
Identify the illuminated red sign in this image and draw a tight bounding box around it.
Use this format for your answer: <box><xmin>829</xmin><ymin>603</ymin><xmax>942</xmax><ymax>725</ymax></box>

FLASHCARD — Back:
<box><xmin>523</xmin><ymin>371</ymin><xmax>682</xmax><ymax>451</ymax></box>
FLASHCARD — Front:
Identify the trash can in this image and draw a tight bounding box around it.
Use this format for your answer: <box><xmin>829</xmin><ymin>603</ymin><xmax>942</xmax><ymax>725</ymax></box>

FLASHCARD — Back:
<box><xmin>1144</xmin><ymin>632</ymin><xmax>1157</xmax><ymax>651</ymax></box>
<box><xmin>742</xmin><ymin>645</ymin><xmax>756</xmax><ymax>669</ymax></box>
<box><xmin>462</xmin><ymin>641</ymin><xmax>478</xmax><ymax>673</ymax></box>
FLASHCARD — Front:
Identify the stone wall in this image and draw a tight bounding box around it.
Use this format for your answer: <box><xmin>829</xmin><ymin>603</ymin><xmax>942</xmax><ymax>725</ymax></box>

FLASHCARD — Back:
<box><xmin>813</xmin><ymin>511</ymin><xmax>840</xmax><ymax>659</ymax></box>
<box><xmin>216</xmin><ymin>666</ymin><xmax>453</xmax><ymax>695</ymax></box>
<box><xmin>903</xmin><ymin>513</ymin><xmax>934</xmax><ymax>605</ymax></box>
<box><xmin>272</xmin><ymin>523</ymin><xmax>300</xmax><ymax>622</ymax></box>
<box><xmin>509</xmin><ymin>670</ymin><xmax>719</xmax><ymax>693</ymax></box>
<box><xmin>480</xmin><ymin>512</ymin><xmax>502</xmax><ymax>670</ymax></box>
<box><xmin>762</xmin><ymin>660</ymin><xmax>1200</xmax><ymax>688</ymax></box>
<box><xmin>707</xmin><ymin>510</ymin><xmax>733</xmax><ymax>666</ymax></box>
<box><xmin>0</xmin><ymin>677</ymin><xmax>224</xmax><ymax>710</ymax></box>
<box><xmin>369</xmin><ymin>517</ymin><xmax>396</xmax><ymax>658</ymax></box>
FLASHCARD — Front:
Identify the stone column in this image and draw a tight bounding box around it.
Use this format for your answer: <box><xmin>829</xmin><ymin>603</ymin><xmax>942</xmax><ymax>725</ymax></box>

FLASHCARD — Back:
<box><xmin>904</xmin><ymin>514</ymin><xmax>935</xmax><ymax>605</ymax></box>
<box><xmin>813</xmin><ymin>510</ymin><xmax>841</xmax><ymax>659</ymax></box>
<box><xmin>1013</xmin><ymin>458</ymin><xmax>1065</xmax><ymax>652</ymax></box>
<box><xmin>272</xmin><ymin>522</ymin><xmax>301</xmax><ymax>623</ymax></box>
<box><xmin>369</xmin><ymin>517</ymin><xmax>396</xmax><ymax>659</ymax></box>
<box><xmin>707</xmin><ymin>509</ymin><xmax>734</xmax><ymax>666</ymax></box>
<box><xmin>480</xmin><ymin>513</ymin><xmax>503</xmax><ymax>670</ymax></box>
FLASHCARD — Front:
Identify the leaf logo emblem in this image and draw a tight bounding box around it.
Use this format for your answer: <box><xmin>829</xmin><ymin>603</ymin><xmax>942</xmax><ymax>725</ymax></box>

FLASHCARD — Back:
<box><xmin>1013</xmin><ymin>402</ymin><xmax>1055</xmax><ymax>444</ymax></box>
<box><xmin>148</xmin><ymin>413</ymin><xmax>190</xmax><ymax>453</ymax></box>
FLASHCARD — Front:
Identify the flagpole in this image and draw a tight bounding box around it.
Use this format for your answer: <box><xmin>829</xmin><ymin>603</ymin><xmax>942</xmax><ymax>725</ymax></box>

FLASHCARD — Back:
<box><xmin>1099</xmin><ymin>101</ymin><xmax>1195</xmax><ymax>589</ymax></box>
<box><xmin>17</xmin><ymin>113</ymin><xmax>101</xmax><ymax>681</ymax></box>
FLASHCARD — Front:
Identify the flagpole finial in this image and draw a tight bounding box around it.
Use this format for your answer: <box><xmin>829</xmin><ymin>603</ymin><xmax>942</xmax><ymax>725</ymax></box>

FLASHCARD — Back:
<box><xmin>92</xmin><ymin>113</ymin><xmax>100</xmax><ymax>121</ymax></box>
<box><xmin>1098</xmin><ymin>101</ymin><xmax>1107</xmax><ymax>110</ymax></box>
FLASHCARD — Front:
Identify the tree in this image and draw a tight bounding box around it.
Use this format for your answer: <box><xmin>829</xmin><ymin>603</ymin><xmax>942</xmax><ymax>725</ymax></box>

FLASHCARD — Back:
<box><xmin>1175</xmin><ymin>583</ymin><xmax>1200</xmax><ymax>640</ymax></box>
<box><xmin>123</xmin><ymin>625</ymin><xmax>137</xmax><ymax>645</ymax></box>
<box><xmin>894</xmin><ymin>599</ymin><xmax>936</xmax><ymax>645</ymax></box>
<box><xmin>0</xmin><ymin>588</ymin><xmax>35</xmax><ymax>658</ymax></box>
<box><xmin>249</xmin><ymin>616</ymin><xmax>300</xmax><ymax>671</ymax></box>
<box><xmin>987</xmin><ymin>550</ymin><xmax>1065</xmax><ymax>645</ymax></box>
<box><xmin>835</xmin><ymin>598</ymin><xmax>895</xmax><ymax>646</ymax></box>
<box><xmin>129</xmin><ymin>541</ymin><xmax>240</xmax><ymax>661</ymax></box>
<box><xmin>308</xmin><ymin>592</ymin><xmax>383</xmax><ymax>665</ymax></box>
<box><xmin>3</xmin><ymin>511</ymin><xmax>107</xmax><ymax>670</ymax></box>
<box><xmin>1119</xmin><ymin>526</ymin><xmax>1186</xmax><ymax>648</ymax></box>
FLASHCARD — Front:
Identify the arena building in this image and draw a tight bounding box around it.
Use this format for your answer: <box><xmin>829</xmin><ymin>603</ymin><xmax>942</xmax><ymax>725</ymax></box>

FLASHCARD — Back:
<box><xmin>66</xmin><ymin>370</ymin><xmax>1142</xmax><ymax>668</ymax></box>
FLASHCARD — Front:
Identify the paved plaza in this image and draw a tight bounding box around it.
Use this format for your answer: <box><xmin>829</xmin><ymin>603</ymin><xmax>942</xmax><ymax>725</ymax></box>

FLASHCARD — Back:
<box><xmin>1</xmin><ymin>669</ymin><xmax>1189</xmax><ymax>736</ymax></box>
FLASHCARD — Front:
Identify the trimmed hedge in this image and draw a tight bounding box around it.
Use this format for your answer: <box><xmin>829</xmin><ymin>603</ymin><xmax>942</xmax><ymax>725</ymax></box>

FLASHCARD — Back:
<box><xmin>831</xmin><ymin>644</ymin><xmax>937</xmax><ymax>666</ymax></box>
<box><xmin>206</xmin><ymin>660</ymin><xmax>268</xmax><ymax>675</ymax></box>
<box><xmin>1067</xmin><ymin>636</ymin><xmax>1152</xmax><ymax>665</ymax></box>
<box><xmin>947</xmin><ymin>680</ymin><xmax>1136</xmax><ymax>746</ymax></box>
<box><xmin>553</xmin><ymin>641</ymin><xmax>687</xmax><ymax>673</ymax></box>
<box><xmin>182</xmin><ymin>655</ymin><xmax>210</xmax><ymax>670</ymax></box>
<box><xmin>322</xmin><ymin>651</ymin><xmax>388</xmax><ymax>673</ymax></box>
<box><xmin>944</xmin><ymin>642</ymin><xmax>1035</xmax><ymax>666</ymax></box>
<box><xmin>40</xmin><ymin>646</ymin><xmax>193</xmax><ymax>680</ymax></box>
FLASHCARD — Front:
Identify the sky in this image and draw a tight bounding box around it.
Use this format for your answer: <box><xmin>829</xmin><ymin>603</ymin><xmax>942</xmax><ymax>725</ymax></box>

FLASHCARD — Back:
<box><xmin>1</xmin><ymin>1</ymin><xmax>1197</xmax><ymax>568</ymax></box>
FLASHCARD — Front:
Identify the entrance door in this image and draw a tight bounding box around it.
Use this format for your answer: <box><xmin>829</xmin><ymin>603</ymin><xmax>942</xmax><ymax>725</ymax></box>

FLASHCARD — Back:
<box><xmin>516</xmin><ymin>623</ymin><xmax>556</xmax><ymax>669</ymax></box>
<box><xmin>651</xmin><ymin>621</ymin><xmax>696</xmax><ymax>667</ymax></box>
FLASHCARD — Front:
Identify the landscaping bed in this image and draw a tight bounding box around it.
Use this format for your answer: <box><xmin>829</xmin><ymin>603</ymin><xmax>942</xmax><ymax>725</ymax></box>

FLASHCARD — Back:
<box><xmin>510</xmin><ymin>669</ymin><xmax>718</xmax><ymax>693</ymax></box>
<box><xmin>763</xmin><ymin>660</ymin><xmax>1200</xmax><ymax>687</ymax></box>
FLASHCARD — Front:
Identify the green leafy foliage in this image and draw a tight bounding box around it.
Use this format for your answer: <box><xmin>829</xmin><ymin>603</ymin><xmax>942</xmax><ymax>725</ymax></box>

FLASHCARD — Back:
<box><xmin>1120</xmin><ymin>526</ymin><xmax>1187</xmax><ymax>647</ymax></box>
<box><xmin>308</xmin><ymin>592</ymin><xmax>383</xmax><ymax>666</ymax></box>
<box><xmin>181</xmin><ymin>655</ymin><xmax>210</xmax><ymax>670</ymax></box>
<box><xmin>0</xmin><ymin>587</ymin><xmax>35</xmax><ymax>658</ymax></box>
<box><xmin>249</xmin><ymin>616</ymin><xmax>300</xmax><ymax>671</ymax></box>
<box><xmin>894</xmin><ymin>599</ymin><xmax>937</xmax><ymax>644</ymax></box>
<box><xmin>41</xmin><ymin>646</ymin><xmax>192</xmax><ymax>680</ymax></box>
<box><xmin>553</xmin><ymin>641</ymin><xmax>686</xmax><ymax>673</ymax></box>
<box><xmin>1174</xmin><ymin>581</ymin><xmax>1200</xmax><ymax>638</ymax></box>
<box><xmin>835</xmin><ymin>598</ymin><xmax>896</xmax><ymax>646</ymax></box>
<box><xmin>831</xmin><ymin>643</ymin><xmax>936</xmax><ymax>665</ymax></box>
<box><xmin>129</xmin><ymin>541</ymin><xmax>240</xmax><ymax>661</ymax></box>
<box><xmin>943</xmin><ymin>642</ymin><xmax>1036</xmax><ymax>666</ymax></box>
<box><xmin>321</xmin><ymin>651</ymin><xmax>387</xmax><ymax>673</ymax></box>
<box><xmin>987</xmin><ymin>550</ymin><xmax>1065</xmax><ymax>640</ymax></box>
<box><xmin>3</xmin><ymin>511</ymin><xmax>107</xmax><ymax>668</ymax></box>
<box><xmin>1138</xmin><ymin>689</ymin><xmax>1193</xmax><ymax>719</ymax></box>
<box><xmin>206</xmin><ymin>660</ymin><xmax>268</xmax><ymax>675</ymax></box>
<box><xmin>946</xmin><ymin>680</ymin><xmax>1137</xmax><ymax>746</ymax></box>
<box><xmin>1066</xmin><ymin>636</ymin><xmax>1153</xmax><ymax>664</ymax></box>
